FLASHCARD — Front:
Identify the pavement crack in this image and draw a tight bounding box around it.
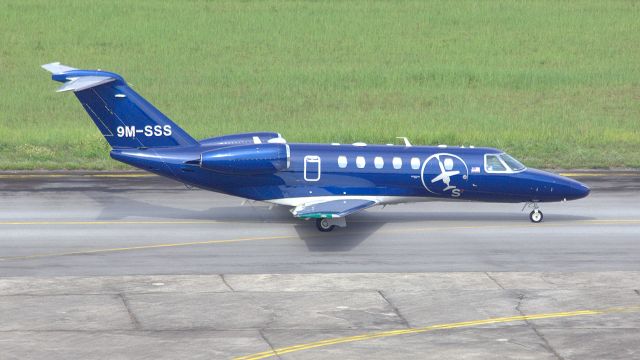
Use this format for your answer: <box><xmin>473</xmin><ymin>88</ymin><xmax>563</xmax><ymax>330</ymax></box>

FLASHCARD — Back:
<box><xmin>485</xmin><ymin>272</ymin><xmax>505</xmax><ymax>289</ymax></box>
<box><xmin>515</xmin><ymin>293</ymin><xmax>564</xmax><ymax>360</ymax></box>
<box><xmin>118</xmin><ymin>293</ymin><xmax>142</xmax><ymax>330</ymax></box>
<box><xmin>220</xmin><ymin>274</ymin><xmax>235</xmax><ymax>291</ymax></box>
<box><xmin>540</xmin><ymin>273</ymin><xmax>564</xmax><ymax>287</ymax></box>
<box><xmin>378</xmin><ymin>290</ymin><xmax>411</xmax><ymax>328</ymax></box>
<box><xmin>258</xmin><ymin>329</ymin><xmax>282</xmax><ymax>360</ymax></box>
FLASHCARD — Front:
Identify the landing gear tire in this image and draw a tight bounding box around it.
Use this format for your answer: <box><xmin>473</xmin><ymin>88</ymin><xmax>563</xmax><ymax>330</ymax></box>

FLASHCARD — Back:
<box><xmin>316</xmin><ymin>218</ymin><xmax>336</xmax><ymax>232</ymax></box>
<box><xmin>529</xmin><ymin>210</ymin><xmax>543</xmax><ymax>223</ymax></box>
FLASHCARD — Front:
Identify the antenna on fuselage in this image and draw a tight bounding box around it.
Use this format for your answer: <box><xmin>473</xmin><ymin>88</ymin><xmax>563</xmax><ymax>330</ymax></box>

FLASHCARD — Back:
<box><xmin>396</xmin><ymin>137</ymin><xmax>412</xmax><ymax>147</ymax></box>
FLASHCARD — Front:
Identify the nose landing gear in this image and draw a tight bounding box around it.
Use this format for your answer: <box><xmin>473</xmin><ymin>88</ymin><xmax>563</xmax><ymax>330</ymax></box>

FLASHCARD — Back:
<box><xmin>523</xmin><ymin>202</ymin><xmax>544</xmax><ymax>223</ymax></box>
<box><xmin>529</xmin><ymin>209</ymin><xmax>543</xmax><ymax>223</ymax></box>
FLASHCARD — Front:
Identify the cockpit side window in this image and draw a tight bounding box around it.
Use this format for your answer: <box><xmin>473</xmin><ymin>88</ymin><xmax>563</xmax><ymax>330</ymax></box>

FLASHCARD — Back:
<box><xmin>500</xmin><ymin>153</ymin><xmax>526</xmax><ymax>171</ymax></box>
<box><xmin>485</xmin><ymin>154</ymin><xmax>507</xmax><ymax>172</ymax></box>
<box><xmin>485</xmin><ymin>153</ymin><xmax>527</xmax><ymax>173</ymax></box>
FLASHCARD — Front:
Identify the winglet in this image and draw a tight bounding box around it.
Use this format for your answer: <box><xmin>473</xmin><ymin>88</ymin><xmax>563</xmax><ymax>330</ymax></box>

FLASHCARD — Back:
<box><xmin>41</xmin><ymin>62</ymin><xmax>77</xmax><ymax>74</ymax></box>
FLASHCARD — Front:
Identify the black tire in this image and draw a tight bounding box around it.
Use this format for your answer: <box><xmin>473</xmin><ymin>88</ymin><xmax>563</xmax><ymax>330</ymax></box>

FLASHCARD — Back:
<box><xmin>316</xmin><ymin>218</ymin><xmax>335</xmax><ymax>232</ymax></box>
<box><xmin>529</xmin><ymin>210</ymin><xmax>543</xmax><ymax>223</ymax></box>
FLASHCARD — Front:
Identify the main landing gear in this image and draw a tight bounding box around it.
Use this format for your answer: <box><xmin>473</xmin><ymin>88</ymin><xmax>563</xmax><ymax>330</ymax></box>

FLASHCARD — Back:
<box><xmin>314</xmin><ymin>217</ymin><xmax>347</xmax><ymax>232</ymax></box>
<box><xmin>523</xmin><ymin>202</ymin><xmax>543</xmax><ymax>223</ymax></box>
<box><xmin>316</xmin><ymin>218</ymin><xmax>335</xmax><ymax>232</ymax></box>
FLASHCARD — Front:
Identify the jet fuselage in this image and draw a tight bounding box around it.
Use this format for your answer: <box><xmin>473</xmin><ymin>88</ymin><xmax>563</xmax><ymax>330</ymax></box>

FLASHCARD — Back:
<box><xmin>111</xmin><ymin>142</ymin><xmax>590</xmax><ymax>205</ymax></box>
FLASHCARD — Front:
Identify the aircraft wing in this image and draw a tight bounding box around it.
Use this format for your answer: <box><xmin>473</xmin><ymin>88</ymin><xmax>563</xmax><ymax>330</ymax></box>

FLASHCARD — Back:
<box><xmin>292</xmin><ymin>199</ymin><xmax>378</xmax><ymax>219</ymax></box>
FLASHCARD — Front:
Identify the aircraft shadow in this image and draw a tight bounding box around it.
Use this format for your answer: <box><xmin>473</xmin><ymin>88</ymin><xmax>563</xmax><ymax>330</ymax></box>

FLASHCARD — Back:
<box><xmin>86</xmin><ymin>194</ymin><xmax>594</xmax><ymax>253</ymax></box>
<box><xmin>89</xmin><ymin>193</ymin><xmax>593</xmax><ymax>224</ymax></box>
<box><xmin>87</xmin><ymin>193</ymin><xmax>296</xmax><ymax>223</ymax></box>
<box><xmin>294</xmin><ymin>221</ymin><xmax>385</xmax><ymax>252</ymax></box>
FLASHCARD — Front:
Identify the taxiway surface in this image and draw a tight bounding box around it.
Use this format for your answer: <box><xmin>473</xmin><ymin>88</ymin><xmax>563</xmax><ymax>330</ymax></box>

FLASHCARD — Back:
<box><xmin>1</xmin><ymin>172</ymin><xmax>640</xmax><ymax>359</ymax></box>
<box><xmin>1</xmin><ymin>172</ymin><xmax>639</xmax><ymax>276</ymax></box>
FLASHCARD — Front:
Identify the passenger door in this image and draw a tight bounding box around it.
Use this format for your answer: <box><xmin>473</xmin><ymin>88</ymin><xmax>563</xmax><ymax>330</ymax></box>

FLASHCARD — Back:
<box><xmin>303</xmin><ymin>155</ymin><xmax>321</xmax><ymax>182</ymax></box>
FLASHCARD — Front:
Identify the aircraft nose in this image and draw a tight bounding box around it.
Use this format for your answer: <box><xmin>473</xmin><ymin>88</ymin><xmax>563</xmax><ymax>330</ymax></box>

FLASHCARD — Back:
<box><xmin>561</xmin><ymin>178</ymin><xmax>590</xmax><ymax>200</ymax></box>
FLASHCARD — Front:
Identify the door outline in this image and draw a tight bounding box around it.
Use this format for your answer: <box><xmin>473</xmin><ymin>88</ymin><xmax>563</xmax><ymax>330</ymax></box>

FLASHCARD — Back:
<box><xmin>304</xmin><ymin>155</ymin><xmax>321</xmax><ymax>182</ymax></box>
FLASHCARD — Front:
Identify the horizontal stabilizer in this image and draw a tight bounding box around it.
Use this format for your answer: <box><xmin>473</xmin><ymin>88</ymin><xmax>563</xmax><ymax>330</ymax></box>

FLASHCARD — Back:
<box><xmin>56</xmin><ymin>76</ymin><xmax>115</xmax><ymax>92</ymax></box>
<box><xmin>41</xmin><ymin>62</ymin><xmax>77</xmax><ymax>74</ymax></box>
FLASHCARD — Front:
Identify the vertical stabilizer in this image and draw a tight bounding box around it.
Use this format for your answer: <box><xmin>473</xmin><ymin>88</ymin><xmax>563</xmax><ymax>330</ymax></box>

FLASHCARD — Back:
<box><xmin>42</xmin><ymin>62</ymin><xmax>198</xmax><ymax>149</ymax></box>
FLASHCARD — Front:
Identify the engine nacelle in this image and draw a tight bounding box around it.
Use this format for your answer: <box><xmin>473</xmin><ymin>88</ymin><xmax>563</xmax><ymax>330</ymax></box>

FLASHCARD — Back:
<box><xmin>199</xmin><ymin>132</ymin><xmax>286</xmax><ymax>147</ymax></box>
<box><xmin>200</xmin><ymin>143</ymin><xmax>290</xmax><ymax>175</ymax></box>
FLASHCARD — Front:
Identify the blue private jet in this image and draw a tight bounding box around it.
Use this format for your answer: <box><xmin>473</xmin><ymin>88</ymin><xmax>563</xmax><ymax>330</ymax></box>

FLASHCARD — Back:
<box><xmin>43</xmin><ymin>63</ymin><xmax>590</xmax><ymax>232</ymax></box>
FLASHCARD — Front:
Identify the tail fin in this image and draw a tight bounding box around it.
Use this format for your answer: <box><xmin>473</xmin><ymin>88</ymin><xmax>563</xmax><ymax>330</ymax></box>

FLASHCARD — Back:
<box><xmin>42</xmin><ymin>62</ymin><xmax>198</xmax><ymax>149</ymax></box>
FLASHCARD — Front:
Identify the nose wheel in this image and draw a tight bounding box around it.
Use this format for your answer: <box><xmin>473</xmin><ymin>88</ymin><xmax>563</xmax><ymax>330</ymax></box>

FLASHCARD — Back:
<box><xmin>523</xmin><ymin>202</ymin><xmax>544</xmax><ymax>223</ymax></box>
<box><xmin>316</xmin><ymin>218</ymin><xmax>336</xmax><ymax>232</ymax></box>
<box><xmin>529</xmin><ymin>209</ymin><xmax>543</xmax><ymax>223</ymax></box>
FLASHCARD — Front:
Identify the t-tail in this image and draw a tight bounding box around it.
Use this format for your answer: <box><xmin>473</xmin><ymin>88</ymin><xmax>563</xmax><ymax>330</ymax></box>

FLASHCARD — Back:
<box><xmin>42</xmin><ymin>62</ymin><xmax>198</xmax><ymax>149</ymax></box>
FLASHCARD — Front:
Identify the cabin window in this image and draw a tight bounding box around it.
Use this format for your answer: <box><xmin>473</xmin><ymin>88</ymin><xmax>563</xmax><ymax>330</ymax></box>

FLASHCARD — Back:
<box><xmin>356</xmin><ymin>156</ymin><xmax>366</xmax><ymax>169</ymax></box>
<box><xmin>411</xmin><ymin>157</ymin><xmax>420</xmax><ymax>170</ymax></box>
<box><xmin>337</xmin><ymin>155</ymin><xmax>348</xmax><ymax>168</ymax></box>
<box><xmin>374</xmin><ymin>156</ymin><xmax>384</xmax><ymax>169</ymax></box>
<box><xmin>485</xmin><ymin>154</ymin><xmax>507</xmax><ymax>172</ymax></box>
<box><xmin>392</xmin><ymin>157</ymin><xmax>402</xmax><ymax>169</ymax></box>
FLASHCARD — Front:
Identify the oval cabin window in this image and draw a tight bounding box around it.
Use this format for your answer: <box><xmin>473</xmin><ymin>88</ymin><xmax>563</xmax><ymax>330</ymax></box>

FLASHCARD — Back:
<box><xmin>411</xmin><ymin>157</ymin><xmax>420</xmax><ymax>170</ymax></box>
<box><xmin>374</xmin><ymin>156</ymin><xmax>384</xmax><ymax>169</ymax></box>
<box><xmin>338</xmin><ymin>155</ymin><xmax>348</xmax><ymax>168</ymax></box>
<box><xmin>356</xmin><ymin>156</ymin><xmax>366</xmax><ymax>169</ymax></box>
<box><xmin>392</xmin><ymin>157</ymin><xmax>402</xmax><ymax>169</ymax></box>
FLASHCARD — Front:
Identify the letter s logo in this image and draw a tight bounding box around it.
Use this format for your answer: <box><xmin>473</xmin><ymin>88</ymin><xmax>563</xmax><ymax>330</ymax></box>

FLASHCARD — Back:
<box><xmin>163</xmin><ymin>125</ymin><xmax>172</xmax><ymax>136</ymax></box>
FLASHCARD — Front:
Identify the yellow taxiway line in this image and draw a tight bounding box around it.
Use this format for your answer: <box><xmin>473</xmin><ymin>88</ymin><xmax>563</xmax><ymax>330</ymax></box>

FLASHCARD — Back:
<box><xmin>0</xmin><ymin>218</ymin><xmax>638</xmax><ymax>227</ymax></box>
<box><xmin>234</xmin><ymin>306</ymin><xmax>640</xmax><ymax>360</ymax></box>
<box><xmin>559</xmin><ymin>172</ymin><xmax>638</xmax><ymax>177</ymax></box>
<box><xmin>0</xmin><ymin>219</ymin><xmax>638</xmax><ymax>261</ymax></box>
<box><xmin>0</xmin><ymin>220</ymin><xmax>223</xmax><ymax>226</ymax></box>
<box><xmin>0</xmin><ymin>235</ymin><xmax>297</xmax><ymax>261</ymax></box>
<box><xmin>0</xmin><ymin>173</ymin><xmax>153</xmax><ymax>178</ymax></box>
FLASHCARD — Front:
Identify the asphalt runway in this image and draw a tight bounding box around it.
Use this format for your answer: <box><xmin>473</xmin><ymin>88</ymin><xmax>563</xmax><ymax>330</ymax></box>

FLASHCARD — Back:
<box><xmin>1</xmin><ymin>172</ymin><xmax>640</xmax><ymax>359</ymax></box>
<box><xmin>1</xmin><ymin>172</ymin><xmax>640</xmax><ymax>276</ymax></box>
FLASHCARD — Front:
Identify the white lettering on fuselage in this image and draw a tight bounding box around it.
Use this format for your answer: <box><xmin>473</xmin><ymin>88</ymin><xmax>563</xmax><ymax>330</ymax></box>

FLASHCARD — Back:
<box><xmin>116</xmin><ymin>125</ymin><xmax>172</xmax><ymax>138</ymax></box>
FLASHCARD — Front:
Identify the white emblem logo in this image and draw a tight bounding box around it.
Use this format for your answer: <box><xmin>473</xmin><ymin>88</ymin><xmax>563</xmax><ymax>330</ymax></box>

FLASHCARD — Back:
<box><xmin>420</xmin><ymin>153</ymin><xmax>469</xmax><ymax>197</ymax></box>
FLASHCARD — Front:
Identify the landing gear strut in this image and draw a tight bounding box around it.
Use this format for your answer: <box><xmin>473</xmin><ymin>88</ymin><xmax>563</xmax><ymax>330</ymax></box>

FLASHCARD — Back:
<box><xmin>523</xmin><ymin>202</ymin><xmax>543</xmax><ymax>223</ymax></box>
<box><xmin>316</xmin><ymin>218</ymin><xmax>335</xmax><ymax>232</ymax></box>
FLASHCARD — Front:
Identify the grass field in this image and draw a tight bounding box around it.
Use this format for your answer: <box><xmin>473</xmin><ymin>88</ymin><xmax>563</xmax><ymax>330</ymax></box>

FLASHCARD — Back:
<box><xmin>1</xmin><ymin>0</ymin><xmax>639</xmax><ymax>169</ymax></box>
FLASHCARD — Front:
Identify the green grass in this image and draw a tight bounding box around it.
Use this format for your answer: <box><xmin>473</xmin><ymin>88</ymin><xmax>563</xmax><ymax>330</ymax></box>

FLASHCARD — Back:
<box><xmin>1</xmin><ymin>0</ymin><xmax>639</xmax><ymax>169</ymax></box>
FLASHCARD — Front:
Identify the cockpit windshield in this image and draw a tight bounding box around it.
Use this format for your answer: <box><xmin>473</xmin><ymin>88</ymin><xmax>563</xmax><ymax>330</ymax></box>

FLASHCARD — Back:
<box><xmin>500</xmin><ymin>153</ymin><xmax>526</xmax><ymax>171</ymax></box>
<box><xmin>484</xmin><ymin>153</ymin><xmax>527</xmax><ymax>173</ymax></box>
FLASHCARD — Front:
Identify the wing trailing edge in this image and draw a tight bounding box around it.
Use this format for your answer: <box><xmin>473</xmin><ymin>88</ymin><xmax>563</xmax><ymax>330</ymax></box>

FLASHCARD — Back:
<box><xmin>292</xmin><ymin>199</ymin><xmax>378</xmax><ymax>219</ymax></box>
